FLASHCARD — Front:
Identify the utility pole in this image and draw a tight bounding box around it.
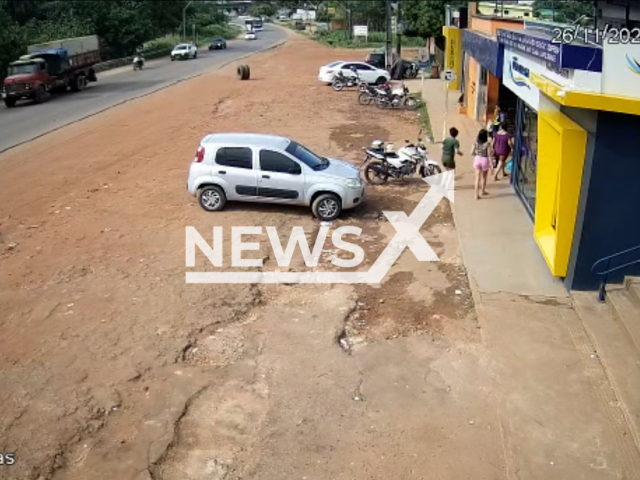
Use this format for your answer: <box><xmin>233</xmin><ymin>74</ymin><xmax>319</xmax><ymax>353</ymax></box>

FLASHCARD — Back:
<box><xmin>395</xmin><ymin>1</ymin><xmax>402</xmax><ymax>63</ymax></box>
<box><xmin>385</xmin><ymin>0</ymin><xmax>392</xmax><ymax>70</ymax></box>
<box><xmin>183</xmin><ymin>1</ymin><xmax>194</xmax><ymax>41</ymax></box>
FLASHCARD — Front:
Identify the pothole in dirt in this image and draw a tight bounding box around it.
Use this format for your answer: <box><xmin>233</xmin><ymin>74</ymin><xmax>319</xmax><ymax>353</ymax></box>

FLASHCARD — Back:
<box><xmin>339</xmin><ymin>261</ymin><xmax>477</xmax><ymax>349</ymax></box>
<box><xmin>211</xmin><ymin>97</ymin><xmax>233</xmax><ymax>116</ymax></box>
<box><xmin>330</xmin><ymin>122</ymin><xmax>390</xmax><ymax>151</ymax></box>
<box><xmin>182</xmin><ymin>324</ymin><xmax>244</xmax><ymax>368</ymax></box>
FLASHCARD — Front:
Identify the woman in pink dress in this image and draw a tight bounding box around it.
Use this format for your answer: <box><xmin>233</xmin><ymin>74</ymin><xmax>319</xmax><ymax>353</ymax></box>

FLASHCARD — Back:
<box><xmin>471</xmin><ymin>129</ymin><xmax>494</xmax><ymax>200</ymax></box>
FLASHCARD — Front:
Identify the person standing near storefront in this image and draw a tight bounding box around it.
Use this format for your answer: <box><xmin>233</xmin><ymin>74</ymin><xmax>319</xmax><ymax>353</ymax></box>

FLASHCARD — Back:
<box><xmin>492</xmin><ymin>122</ymin><xmax>513</xmax><ymax>181</ymax></box>
<box><xmin>471</xmin><ymin>129</ymin><xmax>494</xmax><ymax>200</ymax></box>
<box><xmin>487</xmin><ymin>106</ymin><xmax>507</xmax><ymax>168</ymax></box>
<box><xmin>441</xmin><ymin>127</ymin><xmax>463</xmax><ymax>170</ymax></box>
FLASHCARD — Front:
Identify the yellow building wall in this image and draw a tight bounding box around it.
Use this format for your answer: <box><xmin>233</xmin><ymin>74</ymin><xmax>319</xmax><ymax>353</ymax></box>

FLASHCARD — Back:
<box><xmin>534</xmin><ymin>111</ymin><xmax>588</xmax><ymax>277</ymax></box>
<box><xmin>442</xmin><ymin>26</ymin><xmax>462</xmax><ymax>91</ymax></box>
<box><xmin>466</xmin><ymin>57</ymin><xmax>478</xmax><ymax>122</ymax></box>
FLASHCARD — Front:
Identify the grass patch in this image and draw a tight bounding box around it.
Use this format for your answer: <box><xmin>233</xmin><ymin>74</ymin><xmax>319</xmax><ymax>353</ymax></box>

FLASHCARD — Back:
<box><xmin>415</xmin><ymin>92</ymin><xmax>434</xmax><ymax>139</ymax></box>
<box><xmin>313</xmin><ymin>30</ymin><xmax>425</xmax><ymax>49</ymax></box>
<box><xmin>142</xmin><ymin>24</ymin><xmax>242</xmax><ymax>58</ymax></box>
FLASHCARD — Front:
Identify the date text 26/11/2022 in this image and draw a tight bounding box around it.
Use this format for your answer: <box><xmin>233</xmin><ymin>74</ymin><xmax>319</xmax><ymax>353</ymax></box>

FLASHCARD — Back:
<box><xmin>552</xmin><ymin>25</ymin><xmax>640</xmax><ymax>45</ymax></box>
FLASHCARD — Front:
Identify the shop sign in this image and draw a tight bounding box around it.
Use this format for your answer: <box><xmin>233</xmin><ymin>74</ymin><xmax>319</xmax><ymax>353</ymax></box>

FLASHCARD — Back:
<box><xmin>503</xmin><ymin>49</ymin><xmax>540</xmax><ymax>110</ymax></box>
<box><xmin>498</xmin><ymin>29</ymin><xmax>603</xmax><ymax>73</ymax></box>
<box><xmin>602</xmin><ymin>42</ymin><xmax>640</xmax><ymax>99</ymax></box>
<box><xmin>498</xmin><ymin>30</ymin><xmax>560</xmax><ymax>65</ymax></box>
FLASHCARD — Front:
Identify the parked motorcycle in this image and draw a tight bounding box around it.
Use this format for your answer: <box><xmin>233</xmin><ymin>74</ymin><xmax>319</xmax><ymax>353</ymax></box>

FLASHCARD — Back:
<box><xmin>358</xmin><ymin>84</ymin><xmax>380</xmax><ymax>105</ymax></box>
<box><xmin>363</xmin><ymin>133</ymin><xmax>440</xmax><ymax>185</ymax></box>
<box><xmin>332</xmin><ymin>68</ymin><xmax>365</xmax><ymax>92</ymax></box>
<box><xmin>133</xmin><ymin>54</ymin><xmax>145</xmax><ymax>71</ymax></box>
<box><xmin>375</xmin><ymin>83</ymin><xmax>421</xmax><ymax>110</ymax></box>
<box><xmin>403</xmin><ymin>61</ymin><xmax>419</xmax><ymax>79</ymax></box>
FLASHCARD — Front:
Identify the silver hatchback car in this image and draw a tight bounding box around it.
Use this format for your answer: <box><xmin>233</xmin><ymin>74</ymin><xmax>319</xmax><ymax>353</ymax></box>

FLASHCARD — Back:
<box><xmin>187</xmin><ymin>133</ymin><xmax>365</xmax><ymax>221</ymax></box>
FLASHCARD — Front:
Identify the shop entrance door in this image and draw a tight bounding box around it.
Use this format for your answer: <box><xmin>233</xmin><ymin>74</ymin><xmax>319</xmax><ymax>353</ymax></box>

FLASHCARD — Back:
<box><xmin>475</xmin><ymin>66</ymin><xmax>488</xmax><ymax>123</ymax></box>
<box><xmin>513</xmin><ymin>99</ymin><xmax>538</xmax><ymax>217</ymax></box>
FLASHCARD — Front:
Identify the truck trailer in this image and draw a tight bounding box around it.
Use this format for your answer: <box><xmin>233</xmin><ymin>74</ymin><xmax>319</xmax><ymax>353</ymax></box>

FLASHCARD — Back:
<box><xmin>2</xmin><ymin>35</ymin><xmax>100</xmax><ymax>108</ymax></box>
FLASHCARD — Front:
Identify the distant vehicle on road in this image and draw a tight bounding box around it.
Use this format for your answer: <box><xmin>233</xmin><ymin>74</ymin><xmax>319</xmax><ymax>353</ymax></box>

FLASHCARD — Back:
<box><xmin>245</xmin><ymin>17</ymin><xmax>263</xmax><ymax>32</ymax></box>
<box><xmin>245</xmin><ymin>31</ymin><xmax>257</xmax><ymax>41</ymax></box>
<box><xmin>2</xmin><ymin>35</ymin><xmax>99</xmax><ymax>108</ymax></box>
<box><xmin>318</xmin><ymin>61</ymin><xmax>390</xmax><ymax>85</ymax></box>
<box><xmin>277</xmin><ymin>15</ymin><xmax>288</xmax><ymax>21</ymax></box>
<box><xmin>209</xmin><ymin>38</ymin><xmax>227</xmax><ymax>50</ymax></box>
<box><xmin>171</xmin><ymin>43</ymin><xmax>198</xmax><ymax>61</ymax></box>
<box><xmin>187</xmin><ymin>133</ymin><xmax>365</xmax><ymax>221</ymax></box>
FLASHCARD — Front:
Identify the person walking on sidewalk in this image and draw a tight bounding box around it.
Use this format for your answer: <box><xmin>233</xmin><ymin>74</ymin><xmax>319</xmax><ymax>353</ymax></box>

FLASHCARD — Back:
<box><xmin>492</xmin><ymin>122</ymin><xmax>513</xmax><ymax>181</ymax></box>
<box><xmin>472</xmin><ymin>129</ymin><xmax>494</xmax><ymax>200</ymax></box>
<box><xmin>441</xmin><ymin>127</ymin><xmax>463</xmax><ymax>170</ymax></box>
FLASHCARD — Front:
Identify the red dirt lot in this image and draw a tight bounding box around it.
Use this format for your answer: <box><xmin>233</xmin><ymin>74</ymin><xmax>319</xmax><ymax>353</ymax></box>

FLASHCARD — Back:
<box><xmin>0</xmin><ymin>32</ymin><xmax>479</xmax><ymax>480</ymax></box>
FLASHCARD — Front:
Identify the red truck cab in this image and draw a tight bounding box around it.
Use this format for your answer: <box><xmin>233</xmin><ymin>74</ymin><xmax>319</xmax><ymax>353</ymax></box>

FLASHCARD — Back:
<box><xmin>3</xmin><ymin>59</ymin><xmax>52</xmax><ymax>106</ymax></box>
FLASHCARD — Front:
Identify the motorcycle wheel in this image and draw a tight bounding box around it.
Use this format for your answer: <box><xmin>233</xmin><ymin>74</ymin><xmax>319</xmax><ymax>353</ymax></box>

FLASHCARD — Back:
<box><xmin>364</xmin><ymin>162</ymin><xmax>389</xmax><ymax>185</ymax></box>
<box><xmin>358</xmin><ymin>92</ymin><xmax>373</xmax><ymax>106</ymax></box>
<box><xmin>403</xmin><ymin>96</ymin><xmax>420</xmax><ymax>110</ymax></box>
<box><xmin>332</xmin><ymin>80</ymin><xmax>345</xmax><ymax>92</ymax></box>
<box><xmin>421</xmin><ymin>164</ymin><xmax>442</xmax><ymax>178</ymax></box>
<box><xmin>376</xmin><ymin>98</ymin><xmax>389</xmax><ymax>109</ymax></box>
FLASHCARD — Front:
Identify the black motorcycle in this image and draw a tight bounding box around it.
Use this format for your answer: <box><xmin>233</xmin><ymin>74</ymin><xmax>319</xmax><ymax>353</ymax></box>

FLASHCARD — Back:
<box><xmin>373</xmin><ymin>84</ymin><xmax>420</xmax><ymax>110</ymax></box>
<box><xmin>358</xmin><ymin>84</ymin><xmax>380</xmax><ymax>105</ymax></box>
<box><xmin>403</xmin><ymin>61</ymin><xmax>419</xmax><ymax>79</ymax></box>
<box><xmin>332</xmin><ymin>69</ymin><xmax>365</xmax><ymax>92</ymax></box>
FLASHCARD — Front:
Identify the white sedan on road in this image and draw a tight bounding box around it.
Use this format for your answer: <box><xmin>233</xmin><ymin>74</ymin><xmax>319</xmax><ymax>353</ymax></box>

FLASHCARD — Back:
<box><xmin>318</xmin><ymin>61</ymin><xmax>390</xmax><ymax>85</ymax></box>
<box><xmin>171</xmin><ymin>43</ymin><xmax>198</xmax><ymax>60</ymax></box>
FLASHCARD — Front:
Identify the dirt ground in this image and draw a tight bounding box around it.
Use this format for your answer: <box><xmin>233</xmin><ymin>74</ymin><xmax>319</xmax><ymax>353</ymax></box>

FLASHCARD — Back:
<box><xmin>0</xmin><ymin>32</ymin><xmax>495</xmax><ymax>480</ymax></box>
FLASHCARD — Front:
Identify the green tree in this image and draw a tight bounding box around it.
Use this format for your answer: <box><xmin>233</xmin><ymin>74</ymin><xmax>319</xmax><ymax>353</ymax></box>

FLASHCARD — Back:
<box><xmin>0</xmin><ymin>4</ymin><xmax>25</xmax><ymax>82</ymax></box>
<box><xmin>249</xmin><ymin>1</ymin><xmax>278</xmax><ymax>18</ymax></box>
<box><xmin>534</xmin><ymin>0</ymin><xmax>594</xmax><ymax>23</ymax></box>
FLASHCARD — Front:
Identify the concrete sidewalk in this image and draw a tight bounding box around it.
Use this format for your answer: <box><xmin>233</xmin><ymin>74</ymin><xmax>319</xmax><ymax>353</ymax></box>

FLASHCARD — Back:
<box><xmin>409</xmin><ymin>77</ymin><xmax>640</xmax><ymax>479</ymax></box>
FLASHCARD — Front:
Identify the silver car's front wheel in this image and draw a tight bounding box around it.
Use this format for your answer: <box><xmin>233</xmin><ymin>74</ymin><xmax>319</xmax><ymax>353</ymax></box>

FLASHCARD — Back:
<box><xmin>198</xmin><ymin>186</ymin><xmax>226</xmax><ymax>212</ymax></box>
<box><xmin>312</xmin><ymin>193</ymin><xmax>342</xmax><ymax>221</ymax></box>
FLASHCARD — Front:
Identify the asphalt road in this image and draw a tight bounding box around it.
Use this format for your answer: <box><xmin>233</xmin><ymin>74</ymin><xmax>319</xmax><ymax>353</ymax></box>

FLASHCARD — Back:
<box><xmin>0</xmin><ymin>24</ymin><xmax>287</xmax><ymax>154</ymax></box>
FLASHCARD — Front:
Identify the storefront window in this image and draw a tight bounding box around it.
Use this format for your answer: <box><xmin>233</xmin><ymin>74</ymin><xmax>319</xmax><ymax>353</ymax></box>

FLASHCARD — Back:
<box><xmin>514</xmin><ymin>100</ymin><xmax>538</xmax><ymax>216</ymax></box>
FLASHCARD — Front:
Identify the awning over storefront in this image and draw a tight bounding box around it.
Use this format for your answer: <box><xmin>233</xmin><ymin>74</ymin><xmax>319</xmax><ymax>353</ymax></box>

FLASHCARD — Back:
<box><xmin>462</xmin><ymin>29</ymin><xmax>503</xmax><ymax>77</ymax></box>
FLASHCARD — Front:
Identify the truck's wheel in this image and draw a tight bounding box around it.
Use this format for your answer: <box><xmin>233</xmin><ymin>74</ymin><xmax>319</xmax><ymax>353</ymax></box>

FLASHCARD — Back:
<box><xmin>34</xmin><ymin>85</ymin><xmax>48</xmax><ymax>103</ymax></box>
<box><xmin>4</xmin><ymin>98</ymin><xmax>17</xmax><ymax>108</ymax></box>
<box><xmin>71</xmin><ymin>75</ymin><xmax>87</xmax><ymax>92</ymax></box>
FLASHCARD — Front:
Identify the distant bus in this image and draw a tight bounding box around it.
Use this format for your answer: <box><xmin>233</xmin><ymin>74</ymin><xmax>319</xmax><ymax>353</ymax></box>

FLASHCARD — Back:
<box><xmin>245</xmin><ymin>17</ymin><xmax>263</xmax><ymax>32</ymax></box>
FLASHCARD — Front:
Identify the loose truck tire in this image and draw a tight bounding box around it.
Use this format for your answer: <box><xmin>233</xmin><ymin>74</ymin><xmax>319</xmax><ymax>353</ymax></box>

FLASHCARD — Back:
<box><xmin>4</xmin><ymin>98</ymin><xmax>16</xmax><ymax>108</ymax></box>
<box><xmin>237</xmin><ymin>65</ymin><xmax>250</xmax><ymax>80</ymax></box>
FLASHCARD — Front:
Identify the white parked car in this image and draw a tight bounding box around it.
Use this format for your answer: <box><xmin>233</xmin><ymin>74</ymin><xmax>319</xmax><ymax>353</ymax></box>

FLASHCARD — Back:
<box><xmin>171</xmin><ymin>43</ymin><xmax>198</xmax><ymax>60</ymax></box>
<box><xmin>187</xmin><ymin>133</ymin><xmax>365</xmax><ymax>221</ymax></box>
<box><xmin>245</xmin><ymin>31</ymin><xmax>257</xmax><ymax>40</ymax></box>
<box><xmin>318</xmin><ymin>61</ymin><xmax>390</xmax><ymax>85</ymax></box>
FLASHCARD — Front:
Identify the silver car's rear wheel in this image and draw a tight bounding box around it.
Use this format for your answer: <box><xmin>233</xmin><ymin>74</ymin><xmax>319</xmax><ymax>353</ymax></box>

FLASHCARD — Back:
<box><xmin>312</xmin><ymin>193</ymin><xmax>342</xmax><ymax>221</ymax></box>
<box><xmin>198</xmin><ymin>186</ymin><xmax>226</xmax><ymax>212</ymax></box>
